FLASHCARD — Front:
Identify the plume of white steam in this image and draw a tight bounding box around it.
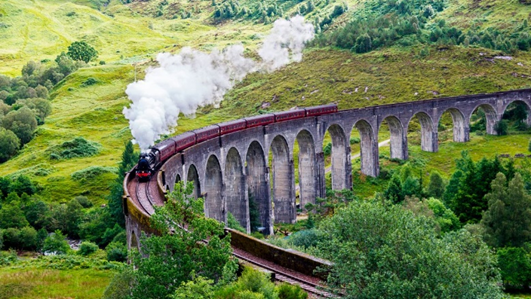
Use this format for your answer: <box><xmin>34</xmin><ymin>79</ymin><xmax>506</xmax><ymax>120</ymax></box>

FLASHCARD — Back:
<box><xmin>124</xmin><ymin>16</ymin><xmax>314</xmax><ymax>152</ymax></box>
<box><xmin>258</xmin><ymin>15</ymin><xmax>315</xmax><ymax>72</ymax></box>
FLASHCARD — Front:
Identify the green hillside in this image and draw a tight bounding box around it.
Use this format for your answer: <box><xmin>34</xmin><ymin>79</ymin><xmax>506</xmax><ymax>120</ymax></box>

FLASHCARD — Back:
<box><xmin>0</xmin><ymin>0</ymin><xmax>530</xmax><ymax>204</ymax></box>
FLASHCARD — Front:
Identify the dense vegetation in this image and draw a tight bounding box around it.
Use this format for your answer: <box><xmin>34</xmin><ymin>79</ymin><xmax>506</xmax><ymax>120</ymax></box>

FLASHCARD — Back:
<box><xmin>1</xmin><ymin>0</ymin><xmax>531</xmax><ymax>297</ymax></box>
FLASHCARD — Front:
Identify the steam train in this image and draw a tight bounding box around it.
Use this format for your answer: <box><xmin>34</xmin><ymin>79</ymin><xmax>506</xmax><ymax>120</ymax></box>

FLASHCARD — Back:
<box><xmin>135</xmin><ymin>104</ymin><xmax>338</xmax><ymax>181</ymax></box>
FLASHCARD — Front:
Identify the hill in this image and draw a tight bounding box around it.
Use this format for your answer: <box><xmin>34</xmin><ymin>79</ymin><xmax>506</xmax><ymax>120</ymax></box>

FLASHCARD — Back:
<box><xmin>0</xmin><ymin>0</ymin><xmax>530</xmax><ymax>204</ymax></box>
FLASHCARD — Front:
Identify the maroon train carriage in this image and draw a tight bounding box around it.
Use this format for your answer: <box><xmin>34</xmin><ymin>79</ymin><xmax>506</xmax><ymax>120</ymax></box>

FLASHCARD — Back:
<box><xmin>194</xmin><ymin>125</ymin><xmax>221</xmax><ymax>143</ymax></box>
<box><xmin>274</xmin><ymin>109</ymin><xmax>306</xmax><ymax>122</ymax></box>
<box><xmin>152</xmin><ymin>138</ymin><xmax>176</xmax><ymax>167</ymax></box>
<box><xmin>174</xmin><ymin>131</ymin><xmax>197</xmax><ymax>152</ymax></box>
<box><xmin>305</xmin><ymin>104</ymin><xmax>338</xmax><ymax>117</ymax></box>
<box><xmin>219</xmin><ymin>119</ymin><xmax>247</xmax><ymax>135</ymax></box>
<box><xmin>245</xmin><ymin>114</ymin><xmax>275</xmax><ymax>128</ymax></box>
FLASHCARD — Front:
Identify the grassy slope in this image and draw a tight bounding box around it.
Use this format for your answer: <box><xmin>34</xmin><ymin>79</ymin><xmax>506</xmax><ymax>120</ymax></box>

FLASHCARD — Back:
<box><xmin>0</xmin><ymin>0</ymin><xmax>530</xmax><ymax>203</ymax></box>
<box><xmin>0</xmin><ymin>267</ymin><xmax>116</xmax><ymax>299</ymax></box>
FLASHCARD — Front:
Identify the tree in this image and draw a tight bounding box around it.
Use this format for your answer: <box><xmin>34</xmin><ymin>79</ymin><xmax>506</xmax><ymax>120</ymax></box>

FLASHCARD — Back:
<box><xmin>1</xmin><ymin>107</ymin><xmax>37</xmax><ymax>145</ymax></box>
<box><xmin>42</xmin><ymin>230</ymin><xmax>70</xmax><ymax>254</ymax></box>
<box><xmin>316</xmin><ymin>199</ymin><xmax>504</xmax><ymax>298</ymax></box>
<box><xmin>0</xmin><ymin>127</ymin><xmax>20</xmax><ymax>162</ymax></box>
<box><xmin>427</xmin><ymin>171</ymin><xmax>445</xmax><ymax>198</ymax></box>
<box><xmin>497</xmin><ymin>247</ymin><xmax>531</xmax><ymax>290</ymax></box>
<box><xmin>67</xmin><ymin>41</ymin><xmax>98</xmax><ymax>63</ymax></box>
<box><xmin>384</xmin><ymin>173</ymin><xmax>403</xmax><ymax>203</ymax></box>
<box><xmin>0</xmin><ymin>201</ymin><xmax>29</xmax><ymax>229</ymax></box>
<box><xmin>108</xmin><ymin>141</ymin><xmax>137</xmax><ymax>228</ymax></box>
<box><xmin>481</xmin><ymin>173</ymin><xmax>531</xmax><ymax>248</ymax></box>
<box><xmin>128</xmin><ymin>182</ymin><xmax>236</xmax><ymax>299</ymax></box>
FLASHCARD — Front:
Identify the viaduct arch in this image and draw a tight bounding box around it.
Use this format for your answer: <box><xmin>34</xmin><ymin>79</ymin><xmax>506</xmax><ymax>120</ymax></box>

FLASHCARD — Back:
<box><xmin>127</xmin><ymin>89</ymin><xmax>531</xmax><ymax>239</ymax></box>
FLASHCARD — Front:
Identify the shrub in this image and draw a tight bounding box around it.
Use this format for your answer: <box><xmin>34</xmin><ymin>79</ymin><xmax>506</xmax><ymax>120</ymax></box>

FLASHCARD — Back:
<box><xmin>323</xmin><ymin>142</ymin><xmax>331</xmax><ymax>155</ymax></box>
<box><xmin>494</xmin><ymin>120</ymin><xmax>508</xmax><ymax>135</ymax></box>
<box><xmin>288</xmin><ymin>229</ymin><xmax>323</xmax><ymax>249</ymax></box>
<box><xmin>51</xmin><ymin>137</ymin><xmax>100</xmax><ymax>159</ymax></box>
<box><xmin>75</xmin><ymin>196</ymin><xmax>93</xmax><ymax>208</ymax></box>
<box><xmin>42</xmin><ymin>230</ymin><xmax>70</xmax><ymax>254</ymax></box>
<box><xmin>275</xmin><ymin>283</ymin><xmax>307</xmax><ymax>299</ymax></box>
<box><xmin>497</xmin><ymin>247</ymin><xmax>531</xmax><ymax>290</ymax></box>
<box><xmin>71</xmin><ymin>166</ymin><xmax>116</xmax><ymax>182</ymax></box>
<box><xmin>81</xmin><ymin>77</ymin><xmax>98</xmax><ymax>87</ymax></box>
<box><xmin>349</xmin><ymin>137</ymin><xmax>360</xmax><ymax>144</ymax></box>
<box><xmin>0</xmin><ymin>127</ymin><xmax>20</xmax><ymax>162</ymax></box>
<box><xmin>227</xmin><ymin>212</ymin><xmax>246</xmax><ymax>233</ymax></box>
<box><xmin>106</xmin><ymin>241</ymin><xmax>127</xmax><ymax>262</ymax></box>
<box><xmin>79</xmin><ymin>241</ymin><xmax>99</xmax><ymax>256</ymax></box>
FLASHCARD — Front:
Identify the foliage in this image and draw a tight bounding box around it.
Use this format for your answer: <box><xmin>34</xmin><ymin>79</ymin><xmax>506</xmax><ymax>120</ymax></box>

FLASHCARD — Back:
<box><xmin>71</xmin><ymin>166</ymin><xmax>116</xmax><ymax>182</ymax></box>
<box><xmin>427</xmin><ymin>171</ymin><xmax>445</xmax><ymax>198</ymax></box>
<box><xmin>79</xmin><ymin>241</ymin><xmax>99</xmax><ymax>256</ymax></box>
<box><xmin>50</xmin><ymin>137</ymin><xmax>101</xmax><ymax>160</ymax></box>
<box><xmin>481</xmin><ymin>173</ymin><xmax>531</xmax><ymax>248</ymax></box>
<box><xmin>103</xmin><ymin>268</ymin><xmax>136</xmax><ymax>299</ymax></box>
<box><xmin>127</xmin><ymin>181</ymin><xmax>236</xmax><ymax>299</ymax></box>
<box><xmin>315</xmin><ymin>199</ymin><xmax>504</xmax><ymax>298</ymax></box>
<box><xmin>0</xmin><ymin>201</ymin><xmax>29</xmax><ymax>229</ymax></box>
<box><xmin>0</xmin><ymin>127</ymin><xmax>20</xmax><ymax>162</ymax></box>
<box><xmin>248</xmin><ymin>193</ymin><xmax>260</xmax><ymax>232</ymax></box>
<box><xmin>227</xmin><ymin>212</ymin><xmax>246</xmax><ymax>233</ymax></box>
<box><xmin>107</xmin><ymin>141</ymin><xmax>137</xmax><ymax>228</ymax></box>
<box><xmin>384</xmin><ymin>173</ymin><xmax>404</xmax><ymax>203</ymax></box>
<box><xmin>305</xmin><ymin>189</ymin><xmax>357</xmax><ymax>220</ymax></box>
<box><xmin>105</xmin><ymin>241</ymin><xmax>127</xmax><ymax>262</ymax></box>
<box><xmin>67</xmin><ymin>41</ymin><xmax>98</xmax><ymax>63</ymax></box>
<box><xmin>497</xmin><ymin>247</ymin><xmax>531</xmax><ymax>290</ymax></box>
<box><xmin>426</xmin><ymin>198</ymin><xmax>461</xmax><ymax>233</ymax></box>
<box><xmin>1</xmin><ymin>106</ymin><xmax>37</xmax><ymax>145</ymax></box>
<box><xmin>494</xmin><ymin>120</ymin><xmax>509</xmax><ymax>136</ymax></box>
<box><xmin>446</xmin><ymin>151</ymin><xmax>508</xmax><ymax>224</ymax></box>
<box><xmin>287</xmin><ymin>229</ymin><xmax>323</xmax><ymax>249</ymax></box>
<box><xmin>42</xmin><ymin>230</ymin><xmax>70</xmax><ymax>255</ymax></box>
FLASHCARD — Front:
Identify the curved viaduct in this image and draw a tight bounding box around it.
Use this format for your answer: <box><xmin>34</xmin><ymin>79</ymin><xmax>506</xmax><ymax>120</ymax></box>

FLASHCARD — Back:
<box><xmin>124</xmin><ymin>89</ymin><xmax>531</xmax><ymax>247</ymax></box>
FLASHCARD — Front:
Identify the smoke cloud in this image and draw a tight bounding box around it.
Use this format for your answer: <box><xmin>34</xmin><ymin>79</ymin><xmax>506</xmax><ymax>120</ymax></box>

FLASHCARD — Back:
<box><xmin>124</xmin><ymin>16</ymin><xmax>314</xmax><ymax>152</ymax></box>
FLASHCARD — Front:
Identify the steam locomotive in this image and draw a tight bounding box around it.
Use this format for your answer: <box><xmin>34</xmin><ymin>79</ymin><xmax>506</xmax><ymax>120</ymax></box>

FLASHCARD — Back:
<box><xmin>135</xmin><ymin>104</ymin><xmax>338</xmax><ymax>181</ymax></box>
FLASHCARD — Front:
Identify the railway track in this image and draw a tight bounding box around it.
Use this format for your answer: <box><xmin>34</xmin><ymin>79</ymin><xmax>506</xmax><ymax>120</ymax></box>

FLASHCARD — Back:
<box><xmin>232</xmin><ymin>248</ymin><xmax>334</xmax><ymax>298</ymax></box>
<box><xmin>134</xmin><ymin>178</ymin><xmax>156</xmax><ymax>215</ymax></box>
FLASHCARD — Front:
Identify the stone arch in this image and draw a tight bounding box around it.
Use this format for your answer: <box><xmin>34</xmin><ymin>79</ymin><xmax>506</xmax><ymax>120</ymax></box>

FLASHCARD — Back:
<box><xmin>354</xmin><ymin>119</ymin><xmax>379</xmax><ymax>177</ymax></box>
<box><xmin>408</xmin><ymin>112</ymin><xmax>437</xmax><ymax>152</ymax></box>
<box><xmin>440</xmin><ymin>108</ymin><xmax>468</xmax><ymax>142</ymax></box>
<box><xmin>379</xmin><ymin>116</ymin><xmax>407</xmax><ymax>160</ymax></box>
<box><xmin>295</xmin><ymin>129</ymin><xmax>316</xmax><ymax>210</ymax></box>
<box><xmin>225</xmin><ymin>147</ymin><xmax>248</xmax><ymax>230</ymax></box>
<box><xmin>205</xmin><ymin>155</ymin><xmax>223</xmax><ymax>222</ymax></box>
<box><xmin>326</xmin><ymin>124</ymin><xmax>350</xmax><ymax>190</ymax></box>
<box><xmin>470</xmin><ymin>103</ymin><xmax>497</xmax><ymax>135</ymax></box>
<box><xmin>187</xmin><ymin>164</ymin><xmax>201</xmax><ymax>199</ymax></box>
<box><xmin>270</xmin><ymin>135</ymin><xmax>295</xmax><ymax>224</ymax></box>
<box><xmin>246</xmin><ymin>141</ymin><xmax>270</xmax><ymax>234</ymax></box>
<box><xmin>502</xmin><ymin>99</ymin><xmax>531</xmax><ymax>127</ymax></box>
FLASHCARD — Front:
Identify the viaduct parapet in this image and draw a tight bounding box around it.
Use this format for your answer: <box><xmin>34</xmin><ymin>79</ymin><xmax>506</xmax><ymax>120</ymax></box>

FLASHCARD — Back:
<box><xmin>126</xmin><ymin>89</ymin><xmax>531</xmax><ymax>239</ymax></box>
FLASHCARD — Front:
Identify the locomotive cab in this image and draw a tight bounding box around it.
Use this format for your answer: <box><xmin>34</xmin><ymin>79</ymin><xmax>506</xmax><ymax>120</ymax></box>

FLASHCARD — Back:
<box><xmin>136</xmin><ymin>153</ymin><xmax>153</xmax><ymax>182</ymax></box>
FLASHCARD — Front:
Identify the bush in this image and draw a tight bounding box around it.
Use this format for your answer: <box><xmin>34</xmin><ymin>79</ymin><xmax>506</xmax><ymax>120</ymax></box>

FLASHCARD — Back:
<box><xmin>349</xmin><ymin>137</ymin><xmax>360</xmax><ymax>144</ymax></box>
<box><xmin>106</xmin><ymin>241</ymin><xmax>127</xmax><ymax>262</ymax></box>
<box><xmin>71</xmin><ymin>166</ymin><xmax>116</xmax><ymax>182</ymax></box>
<box><xmin>0</xmin><ymin>127</ymin><xmax>20</xmax><ymax>162</ymax></box>
<box><xmin>51</xmin><ymin>137</ymin><xmax>100</xmax><ymax>159</ymax></box>
<box><xmin>288</xmin><ymin>229</ymin><xmax>323</xmax><ymax>249</ymax></box>
<box><xmin>42</xmin><ymin>230</ymin><xmax>70</xmax><ymax>255</ymax></box>
<box><xmin>79</xmin><ymin>241</ymin><xmax>99</xmax><ymax>256</ymax></box>
<box><xmin>227</xmin><ymin>212</ymin><xmax>246</xmax><ymax>233</ymax></box>
<box><xmin>275</xmin><ymin>283</ymin><xmax>307</xmax><ymax>299</ymax></box>
<box><xmin>497</xmin><ymin>247</ymin><xmax>531</xmax><ymax>290</ymax></box>
<box><xmin>75</xmin><ymin>196</ymin><xmax>93</xmax><ymax>208</ymax></box>
<box><xmin>494</xmin><ymin>120</ymin><xmax>508</xmax><ymax>135</ymax></box>
<box><xmin>81</xmin><ymin>77</ymin><xmax>98</xmax><ymax>87</ymax></box>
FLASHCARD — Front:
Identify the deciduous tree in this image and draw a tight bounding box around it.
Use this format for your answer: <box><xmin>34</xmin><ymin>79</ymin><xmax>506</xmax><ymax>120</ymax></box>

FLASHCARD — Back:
<box><xmin>67</xmin><ymin>41</ymin><xmax>98</xmax><ymax>63</ymax></box>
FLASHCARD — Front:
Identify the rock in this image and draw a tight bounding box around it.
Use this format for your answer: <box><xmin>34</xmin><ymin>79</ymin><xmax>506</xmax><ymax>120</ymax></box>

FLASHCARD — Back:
<box><xmin>494</xmin><ymin>56</ymin><xmax>512</xmax><ymax>61</ymax></box>
<box><xmin>261</xmin><ymin>102</ymin><xmax>271</xmax><ymax>109</ymax></box>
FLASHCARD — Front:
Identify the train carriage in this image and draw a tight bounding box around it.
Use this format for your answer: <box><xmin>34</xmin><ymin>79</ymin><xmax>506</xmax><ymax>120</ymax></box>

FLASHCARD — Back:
<box><xmin>219</xmin><ymin>119</ymin><xmax>247</xmax><ymax>135</ymax></box>
<box><xmin>305</xmin><ymin>104</ymin><xmax>338</xmax><ymax>117</ymax></box>
<box><xmin>274</xmin><ymin>109</ymin><xmax>306</xmax><ymax>122</ymax></box>
<box><xmin>245</xmin><ymin>114</ymin><xmax>275</xmax><ymax>128</ymax></box>
<box><xmin>174</xmin><ymin>132</ymin><xmax>197</xmax><ymax>152</ymax></box>
<box><xmin>194</xmin><ymin>125</ymin><xmax>221</xmax><ymax>143</ymax></box>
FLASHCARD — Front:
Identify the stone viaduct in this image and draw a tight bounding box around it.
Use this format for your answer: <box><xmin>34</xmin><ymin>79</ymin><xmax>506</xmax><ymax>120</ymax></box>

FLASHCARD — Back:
<box><xmin>130</xmin><ymin>89</ymin><xmax>531</xmax><ymax>238</ymax></box>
